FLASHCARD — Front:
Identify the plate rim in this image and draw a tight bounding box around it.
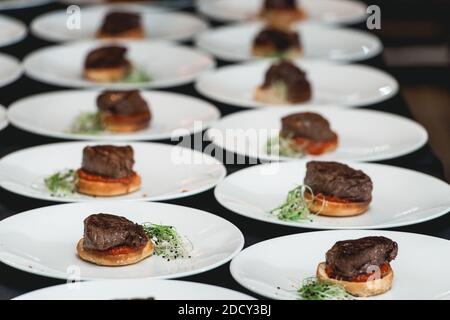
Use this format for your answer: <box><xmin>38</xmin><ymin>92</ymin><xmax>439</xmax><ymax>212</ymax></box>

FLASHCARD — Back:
<box><xmin>0</xmin><ymin>0</ymin><xmax>51</xmax><ymax>11</ymax></box>
<box><xmin>214</xmin><ymin>160</ymin><xmax>450</xmax><ymax>230</ymax></box>
<box><xmin>0</xmin><ymin>104</ymin><xmax>8</xmax><ymax>132</ymax></box>
<box><xmin>0</xmin><ymin>53</ymin><xmax>23</xmax><ymax>88</ymax></box>
<box><xmin>0</xmin><ymin>140</ymin><xmax>227</xmax><ymax>202</ymax></box>
<box><xmin>0</xmin><ymin>14</ymin><xmax>28</xmax><ymax>47</ymax></box>
<box><xmin>7</xmin><ymin>89</ymin><xmax>222</xmax><ymax>141</ymax></box>
<box><xmin>0</xmin><ymin>201</ymin><xmax>245</xmax><ymax>281</ymax></box>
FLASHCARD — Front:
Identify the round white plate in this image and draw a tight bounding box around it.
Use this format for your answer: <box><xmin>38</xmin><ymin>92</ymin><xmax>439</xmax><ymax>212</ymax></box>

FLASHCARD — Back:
<box><xmin>0</xmin><ymin>53</ymin><xmax>22</xmax><ymax>88</ymax></box>
<box><xmin>230</xmin><ymin>230</ymin><xmax>450</xmax><ymax>300</ymax></box>
<box><xmin>0</xmin><ymin>0</ymin><xmax>51</xmax><ymax>10</ymax></box>
<box><xmin>196</xmin><ymin>22</ymin><xmax>382</xmax><ymax>62</ymax></box>
<box><xmin>0</xmin><ymin>201</ymin><xmax>244</xmax><ymax>280</ymax></box>
<box><xmin>0</xmin><ymin>141</ymin><xmax>226</xmax><ymax>202</ymax></box>
<box><xmin>0</xmin><ymin>105</ymin><xmax>8</xmax><ymax>132</ymax></box>
<box><xmin>214</xmin><ymin>161</ymin><xmax>450</xmax><ymax>229</ymax></box>
<box><xmin>32</xmin><ymin>6</ymin><xmax>208</xmax><ymax>42</ymax></box>
<box><xmin>8</xmin><ymin>90</ymin><xmax>221</xmax><ymax>141</ymax></box>
<box><xmin>197</xmin><ymin>0</ymin><xmax>367</xmax><ymax>25</ymax></box>
<box><xmin>15</xmin><ymin>279</ymin><xmax>254</xmax><ymax>300</ymax></box>
<box><xmin>23</xmin><ymin>40</ymin><xmax>215</xmax><ymax>89</ymax></box>
<box><xmin>206</xmin><ymin>107</ymin><xmax>428</xmax><ymax>162</ymax></box>
<box><xmin>196</xmin><ymin>60</ymin><xmax>398</xmax><ymax>108</ymax></box>
<box><xmin>0</xmin><ymin>14</ymin><xmax>27</xmax><ymax>47</ymax></box>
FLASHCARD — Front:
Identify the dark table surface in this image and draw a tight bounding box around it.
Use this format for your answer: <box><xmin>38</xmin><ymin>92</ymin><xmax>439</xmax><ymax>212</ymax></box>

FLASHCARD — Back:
<box><xmin>0</xmin><ymin>2</ymin><xmax>449</xmax><ymax>300</ymax></box>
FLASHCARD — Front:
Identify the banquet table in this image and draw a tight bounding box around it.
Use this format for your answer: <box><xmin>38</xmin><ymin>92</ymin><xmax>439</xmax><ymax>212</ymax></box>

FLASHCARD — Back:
<box><xmin>0</xmin><ymin>2</ymin><xmax>448</xmax><ymax>300</ymax></box>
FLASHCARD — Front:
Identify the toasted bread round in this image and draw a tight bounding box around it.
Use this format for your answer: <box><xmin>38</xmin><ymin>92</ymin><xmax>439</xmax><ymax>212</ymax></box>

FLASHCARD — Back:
<box><xmin>77</xmin><ymin>238</ymin><xmax>154</xmax><ymax>267</ymax></box>
<box><xmin>254</xmin><ymin>85</ymin><xmax>311</xmax><ymax>104</ymax></box>
<box><xmin>260</xmin><ymin>9</ymin><xmax>306</xmax><ymax>30</ymax></box>
<box><xmin>84</xmin><ymin>64</ymin><xmax>131</xmax><ymax>83</ymax></box>
<box><xmin>96</xmin><ymin>27</ymin><xmax>145</xmax><ymax>40</ymax></box>
<box><xmin>99</xmin><ymin>111</ymin><xmax>150</xmax><ymax>133</ymax></box>
<box><xmin>316</xmin><ymin>262</ymin><xmax>393</xmax><ymax>297</ymax></box>
<box><xmin>304</xmin><ymin>192</ymin><xmax>370</xmax><ymax>217</ymax></box>
<box><xmin>252</xmin><ymin>46</ymin><xmax>302</xmax><ymax>59</ymax></box>
<box><xmin>76</xmin><ymin>171</ymin><xmax>141</xmax><ymax>197</ymax></box>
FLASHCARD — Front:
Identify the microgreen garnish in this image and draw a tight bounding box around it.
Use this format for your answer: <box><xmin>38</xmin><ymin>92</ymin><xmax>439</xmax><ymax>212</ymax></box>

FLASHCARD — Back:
<box><xmin>142</xmin><ymin>223</ymin><xmax>191</xmax><ymax>261</ymax></box>
<box><xmin>298</xmin><ymin>277</ymin><xmax>351</xmax><ymax>300</ymax></box>
<box><xmin>124</xmin><ymin>68</ymin><xmax>152</xmax><ymax>83</ymax></box>
<box><xmin>70</xmin><ymin>112</ymin><xmax>103</xmax><ymax>134</ymax></box>
<box><xmin>266</xmin><ymin>135</ymin><xmax>304</xmax><ymax>158</ymax></box>
<box><xmin>270</xmin><ymin>185</ymin><xmax>315</xmax><ymax>222</ymax></box>
<box><xmin>44</xmin><ymin>169</ymin><xmax>77</xmax><ymax>197</ymax></box>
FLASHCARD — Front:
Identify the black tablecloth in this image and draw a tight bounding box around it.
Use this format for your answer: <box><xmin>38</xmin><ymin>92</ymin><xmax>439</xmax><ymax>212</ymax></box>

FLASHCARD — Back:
<box><xmin>0</xmin><ymin>2</ymin><xmax>448</xmax><ymax>300</ymax></box>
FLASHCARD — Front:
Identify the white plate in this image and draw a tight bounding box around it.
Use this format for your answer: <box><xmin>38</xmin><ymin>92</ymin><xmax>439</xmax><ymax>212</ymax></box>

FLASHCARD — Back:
<box><xmin>0</xmin><ymin>53</ymin><xmax>22</xmax><ymax>88</ymax></box>
<box><xmin>15</xmin><ymin>279</ymin><xmax>254</xmax><ymax>300</ymax></box>
<box><xmin>0</xmin><ymin>14</ymin><xmax>27</xmax><ymax>47</ymax></box>
<box><xmin>0</xmin><ymin>0</ymin><xmax>51</xmax><ymax>10</ymax></box>
<box><xmin>0</xmin><ymin>201</ymin><xmax>244</xmax><ymax>280</ymax></box>
<box><xmin>196</xmin><ymin>22</ymin><xmax>382</xmax><ymax>62</ymax></box>
<box><xmin>197</xmin><ymin>0</ymin><xmax>367</xmax><ymax>25</ymax></box>
<box><xmin>0</xmin><ymin>141</ymin><xmax>226</xmax><ymax>202</ymax></box>
<box><xmin>206</xmin><ymin>107</ymin><xmax>427</xmax><ymax>162</ymax></box>
<box><xmin>23</xmin><ymin>40</ymin><xmax>216</xmax><ymax>89</ymax></box>
<box><xmin>196</xmin><ymin>60</ymin><xmax>398</xmax><ymax>108</ymax></box>
<box><xmin>214</xmin><ymin>161</ymin><xmax>450</xmax><ymax>229</ymax></box>
<box><xmin>0</xmin><ymin>105</ymin><xmax>8</xmax><ymax>132</ymax></box>
<box><xmin>8</xmin><ymin>90</ymin><xmax>221</xmax><ymax>141</ymax></box>
<box><xmin>32</xmin><ymin>6</ymin><xmax>208</xmax><ymax>42</ymax></box>
<box><xmin>230</xmin><ymin>230</ymin><xmax>450</xmax><ymax>300</ymax></box>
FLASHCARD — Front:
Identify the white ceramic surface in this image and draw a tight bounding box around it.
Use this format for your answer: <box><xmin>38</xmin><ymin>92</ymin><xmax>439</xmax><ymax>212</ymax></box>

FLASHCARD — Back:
<box><xmin>0</xmin><ymin>53</ymin><xmax>22</xmax><ymax>88</ymax></box>
<box><xmin>8</xmin><ymin>90</ymin><xmax>221</xmax><ymax>141</ymax></box>
<box><xmin>0</xmin><ymin>105</ymin><xmax>8</xmax><ymax>132</ymax></box>
<box><xmin>0</xmin><ymin>0</ymin><xmax>51</xmax><ymax>10</ymax></box>
<box><xmin>0</xmin><ymin>201</ymin><xmax>244</xmax><ymax>280</ymax></box>
<box><xmin>0</xmin><ymin>14</ymin><xmax>27</xmax><ymax>47</ymax></box>
<box><xmin>0</xmin><ymin>141</ymin><xmax>226</xmax><ymax>202</ymax></box>
<box><xmin>214</xmin><ymin>161</ymin><xmax>450</xmax><ymax>229</ymax></box>
<box><xmin>23</xmin><ymin>40</ymin><xmax>215</xmax><ymax>89</ymax></box>
<box><xmin>206</xmin><ymin>107</ymin><xmax>428</xmax><ymax>162</ymax></box>
<box><xmin>196</xmin><ymin>60</ymin><xmax>398</xmax><ymax>108</ymax></box>
<box><xmin>230</xmin><ymin>230</ymin><xmax>450</xmax><ymax>299</ymax></box>
<box><xmin>196</xmin><ymin>22</ymin><xmax>382</xmax><ymax>62</ymax></box>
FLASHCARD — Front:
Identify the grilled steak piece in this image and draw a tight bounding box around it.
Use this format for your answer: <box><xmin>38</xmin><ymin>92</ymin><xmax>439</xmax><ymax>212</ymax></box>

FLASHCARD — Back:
<box><xmin>304</xmin><ymin>161</ymin><xmax>373</xmax><ymax>202</ymax></box>
<box><xmin>280</xmin><ymin>112</ymin><xmax>334</xmax><ymax>141</ymax></box>
<box><xmin>264</xmin><ymin>0</ymin><xmax>297</xmax><ymax>10</ymax></box>
<box><xmin>254</xmin><ymin>28</ymin><xmax>300</xmax><ymax>52</ymax></box>
<box><xmin>97</xmin><ymin>90</ymin><xmax>151</xmax><ymax>116</ymax></box>
<box><xmin>99</xmin><ymin>12</ymin><xmax>141</xmax><ymax>35</ymax></box>
<box><xmin>85</xmin><ymin>46</ymin><xmax>130</xmax><ymax>69</ymax></box>
<box><xmin>261</xmin><ymin>60</ymin><xmax>311</xmax><ymax>102</ymax></box>
<box><xmin>83</xmin><ymin>214</ymin><xmax>148</xmax><ymax>251</ymax></box>
<box><xmin>81</xmin><ymin>145</ymin><xmax>135</xmax><ymax>179</ymax></box>
<box><xmin>326</xmin><ymin>236</ymin><xmax>398</xmax><ymax>280</ymax></box>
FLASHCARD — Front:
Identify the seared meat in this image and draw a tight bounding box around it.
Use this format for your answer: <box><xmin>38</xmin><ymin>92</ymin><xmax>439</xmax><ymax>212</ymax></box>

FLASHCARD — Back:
<box><xmin>326</xmin><ymin>236</ymin><xmax>398</xmax><ymax>280</ymax></box>
<box><xmin>304</xmin><ymin>161</ymin><xmax>373</xmax><ymax>202</ymax></box>
<box><xmin>99</xmin><ymin>12</ymin><xmax>141</xmax><ymax>35</ymax></box>
<box><xmin>264</xmin><ymin>0</ymin><xmax>297</xmax><ymax>10</ymax></box>
<box><xmin>280</xmin><ymin>112</ymin><xmax>334</xmax><ymax>141</ymax></box>
<box><xmin>83</xmin><ymin>214</ymin><xmax>148</xmax><ymax>251</ymax></box>
<box><xmin>97</xmin><ymin>90</ymin><xmax>151</xmax><ymax>116</ymax></box>
<box><xmin>262</xmin><ymin>60</ymin><xmax>311</xmax><ymax>102</ymax></box>
<box><xmin>81</xmin><ymin>145</ymin><xmax>135</xmax><ymax>179</ymax></box>
<box><xmin>254</xmin><ymin>28</ymin><xmax>300</xmax><ymax>52</ymax></box>
<box><xmin>84</xmin><ymin>46</ymin><xmax>129</xmax><ymax>69</ymax></box>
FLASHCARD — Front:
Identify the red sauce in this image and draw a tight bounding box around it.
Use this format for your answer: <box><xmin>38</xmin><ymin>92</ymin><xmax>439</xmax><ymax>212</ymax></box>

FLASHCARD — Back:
<box><xmin>292</xmin><ymin>134</ymin><xmax>338</xmax><ymax>155</ymax></box>
<box><xmin>77</xmin><ymin>169</ymin><xmax>137</xmax><ymax>184</ymax></box>
<box><xmin>326</xmin><ymin>263</ymin><xmax>391</xmax><ymax>283</ymax></box>
<box><xmin>88</xmin><ymin>243</ymin><xmax>145</xmax><ymax>256</ymax></box>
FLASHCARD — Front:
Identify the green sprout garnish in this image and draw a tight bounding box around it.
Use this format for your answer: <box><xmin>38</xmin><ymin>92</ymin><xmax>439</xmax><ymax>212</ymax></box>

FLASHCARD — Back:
<box><xmin>70</xmin><ymin>112</ymin><xmax>104</xmax><ymax>134</ymax></box>
<box><xmin>124</xmin><ymin>68</ymin><xmax>152</xmax><ymax>83</ymax></box>
<box><xmin>266</xmin><ymin>135</ymin><xmax>305</xmax><ymax>158</ymax></box>
<box><xmin>142</xmin><ymin>223</ymin><xmax>191</xmax><ymax>261</ymax></box>
<box><xmin>44</xmin><ymin>169</ymin><xmax>77</xmax><ymax>197</ymax></box>
<box><xmin>270</xmin><ymin>185</ymin><xmax>315</xmax><ymax>222</ymax></box>
<box><xmin>298</xmin><ymin>277</ymin><xmax>351</xmax><ymax>300</ymax></box>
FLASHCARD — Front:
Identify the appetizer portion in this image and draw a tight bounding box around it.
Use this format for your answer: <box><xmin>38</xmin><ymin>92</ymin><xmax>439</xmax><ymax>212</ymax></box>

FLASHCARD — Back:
<box><xmin>268</xmin><ymin>112</ymin><xmax>337</xmax><ymax>157</ymax></box>
<box><xmin>97</xmin><ymin>11</ymin><xmax>144</xmax><ymax>40</ymax></box>
<box><xmin>77</xmin><ymin>213</ymin><xmax>191</xmax><ymax>266</ymax></box>
<box><xmin>271</xmin><ymin>161</ymin><xmax>372</xmax><ymax>221</ymax></box>
<box><xmin>252</xmin><ymin>27</ymin><xmax>301</xmax><ymax>58</ymax></box>
<box><xmin>84</xmin><ymin>45</ymin><xmax>131</xmax><ymax>82</ymax></box>
<box><xmin>260</xmin><ymin>0</ymin><xmax>306</xmax><ymax>30</ymax></box>
<box><xmin>77</xmin><ymin>145</ymin><xmax>141</xmax><ymax>197</ymax></box>
<box><xmin>97</xmin><ymin>90</ymin><xmax>152</xmax><ymax>132</ymax></box>
<box><xmin>255</xmin><ymin>60</ymin><xmax>311</xmax><ymax>104</ymax></box>
<box><xmin>316</xmin><ymin>236</ymin><xmax>398</xmax><ymax>297</ymax></box>
<box><xmin>77</xmin><ymin>213</ymin><xmax>154</xmax><ymax>266</ymax></box>
<box><xmin>304</xmin><ymin>161</ymin><xmax>373</xmax><ymax>216</ymax></box>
